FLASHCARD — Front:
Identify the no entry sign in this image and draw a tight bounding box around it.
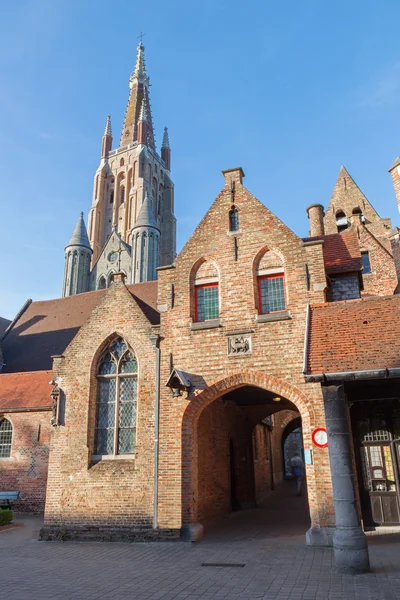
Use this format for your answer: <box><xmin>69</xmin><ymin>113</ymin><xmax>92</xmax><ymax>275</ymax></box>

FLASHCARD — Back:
<box><xmin>312</xmin><ymin>428</ymin><xmax>328</xmax><ymax>448</ymax></box>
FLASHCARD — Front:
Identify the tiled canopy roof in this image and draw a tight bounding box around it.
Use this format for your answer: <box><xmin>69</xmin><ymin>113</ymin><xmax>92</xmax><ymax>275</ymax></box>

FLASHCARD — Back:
<box><xmin>1</xmin><ymin>281</ymin><xmax>158</xmax><ymax>373</ymax></box>
<box><xmin>0</xmin><ymin>371</ymin><xmax>53</xmax><ymax>410</ymax></box>
<box><xmin>303</xmin><ymin>229</ymin><xmax>362</xmax><ymax>275</ymax></box>
<box><xmin>307</xmin><ymin>295</ymin><xmax>400</xmax><ymax>375</ymax></box>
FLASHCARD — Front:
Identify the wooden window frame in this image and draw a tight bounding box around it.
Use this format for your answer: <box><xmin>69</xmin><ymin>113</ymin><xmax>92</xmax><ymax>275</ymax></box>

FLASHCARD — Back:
<box><xmin>257</xmin><ymin>273</ymin><xmax>286</xmax><ymax>315</ymax></box>
<box><xmin>195</xmin><ymin>283</ymin><xmax>219</xmax><ymax>322</ymax></box>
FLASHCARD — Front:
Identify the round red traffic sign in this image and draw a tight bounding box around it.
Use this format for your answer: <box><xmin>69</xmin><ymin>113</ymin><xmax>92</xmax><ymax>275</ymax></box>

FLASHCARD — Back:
<box><xmin>312</xmin><ymin>428</ymin><xmax>328</xmax><ymax>448</ymax></box>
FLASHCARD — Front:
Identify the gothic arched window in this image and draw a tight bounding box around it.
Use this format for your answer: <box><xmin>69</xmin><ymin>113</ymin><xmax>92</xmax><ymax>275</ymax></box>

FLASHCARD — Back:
<box><xmin>120</xmin><ymin>186</ymin><xmax>125</xmax><ymax>204</ymax></box>
<box><xmin>0</xmin><ymin>418</ymin><xmax>12</xmax><ymax>458</ymax></box>
<box><xmin>94</xmin><ymin>337</ymin><xmax>138</xmax><ymax>458</ymax></box>
<box><xmin>98</xmin><ymin>276</ymin><xmax>106</xmax><ymax>290</ymax></box>
<box><xmin>229</xmin><ymin>206</ymin><xmax>239</xmax><ymax>232</ymax></box>
<box><xmin>256</xmin><ymin>249</ymin><xmax>286</xmax><ymax>314</ymax></box>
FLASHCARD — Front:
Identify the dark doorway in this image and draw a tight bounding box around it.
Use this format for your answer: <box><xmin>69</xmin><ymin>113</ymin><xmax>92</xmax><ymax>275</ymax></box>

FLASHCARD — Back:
<box><xmin>281</xmin><ymin>417</ymin><xmax>303</xmax><ymax>478</ymax></box>
<box><xmin>229</xmin><ymin>438</ymin><xmax>239</xmax><ymax>511</ymax></box>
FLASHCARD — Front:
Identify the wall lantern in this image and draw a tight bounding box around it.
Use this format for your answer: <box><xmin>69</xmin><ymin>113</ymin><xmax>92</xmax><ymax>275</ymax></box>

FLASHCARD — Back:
<box><xmin>166</xmin><ymin>368</ymin><xmax>192</xmax><ymax>399</ymax></box>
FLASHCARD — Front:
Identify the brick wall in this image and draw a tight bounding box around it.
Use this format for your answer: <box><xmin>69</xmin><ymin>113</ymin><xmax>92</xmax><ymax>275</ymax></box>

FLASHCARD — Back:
<box><xmin>43</xmin><ymin>279</ymin><xmax>161</xmax><ymax>535</ymax></box>
<box><xmin>156</xmin><ymin>173</ymin><xmax>335</xmax><ymax>533</ymax></box>
<box><xmin>0</xmin><ymin>411</ymin><xmax>51</xmax><ymax>512</ymax></box>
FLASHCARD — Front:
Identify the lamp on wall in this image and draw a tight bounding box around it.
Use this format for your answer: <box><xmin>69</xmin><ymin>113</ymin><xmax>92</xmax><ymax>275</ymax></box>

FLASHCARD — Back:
<box><xmin>166</xmin><ymin>368</ymin><xmax>192</xmax><ymax>399</ymax></box>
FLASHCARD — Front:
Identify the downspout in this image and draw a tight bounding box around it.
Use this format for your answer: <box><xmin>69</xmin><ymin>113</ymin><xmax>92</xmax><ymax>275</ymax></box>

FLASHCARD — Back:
<box><xmin>302</xmin><ymin>303</ymin><xmax>310</xmax><ymax>375</ymax></box>
<box><xmin>150</xmin><ymin>334</ymin><xmax>161</xmax><ymax>529</ymax></box>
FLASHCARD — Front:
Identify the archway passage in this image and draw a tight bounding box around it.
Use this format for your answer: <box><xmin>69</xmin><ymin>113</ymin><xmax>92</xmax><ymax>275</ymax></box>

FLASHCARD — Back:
<box><xmin>187</xmin><ymin>384</ymin><xmax>311</xmax><ymax>539</ymax></box>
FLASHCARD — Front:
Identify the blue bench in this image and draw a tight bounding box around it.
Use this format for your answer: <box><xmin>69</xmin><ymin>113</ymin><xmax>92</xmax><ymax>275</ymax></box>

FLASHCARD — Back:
<box><xmin>0</xmin><ymin>491</ymin><xmax>20</xmax><ymax>509</ymax></box>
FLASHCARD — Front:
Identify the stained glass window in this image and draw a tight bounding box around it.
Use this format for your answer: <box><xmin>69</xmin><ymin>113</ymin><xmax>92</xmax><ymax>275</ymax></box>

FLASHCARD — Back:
<box><xmin>0</xmin><ymin>419</ymin><xmax>12</xmax><ymax>458</ymax></box>
<box><xmin>94</xmin><ymin>337</ymin><xmax>137</xmax><ymax>457</ymax></box>
<box><xmin>258</xmin><ymin>275</ymin><xmax>286</xmax><ymax>314</ymax></box>
<box><xmin>196</xmin><ymin>284</ymin><xmax>219</xmax><ymax>321</ymax></box>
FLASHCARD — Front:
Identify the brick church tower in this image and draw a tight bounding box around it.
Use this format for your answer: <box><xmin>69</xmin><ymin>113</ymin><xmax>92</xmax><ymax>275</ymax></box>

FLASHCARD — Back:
<box><xmin>62</xmin><ymin>41</ymin><xmax>176</xmax><ymax>295</ymax></box>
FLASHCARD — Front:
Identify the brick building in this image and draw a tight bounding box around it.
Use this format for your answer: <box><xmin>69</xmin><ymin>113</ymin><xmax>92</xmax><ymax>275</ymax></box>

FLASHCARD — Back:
<box><xmin>1</xmin><ymin>44</ymin><xmax>400</xmax><ymax>575</ymax></box>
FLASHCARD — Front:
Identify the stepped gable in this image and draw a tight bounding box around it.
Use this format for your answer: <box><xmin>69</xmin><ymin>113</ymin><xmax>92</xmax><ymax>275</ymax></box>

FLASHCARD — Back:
<box><xmin>1</xmin><ymin>281</ymin><xmax>158</xmax><ymax>373</ymax></box>
<box><xmin>0</xmin><ymin>371</ymin><xmax>53</xmax><ymax>410</ymax></box>
<box><xmin>303</xmin><ymin>229</ymin><xmax>362</xmax><ymax>275</ymax></box>
<box><xmin>306</xmin><ymin>295</ymin><xmax>400</xmax><ymax>375</ymax></box>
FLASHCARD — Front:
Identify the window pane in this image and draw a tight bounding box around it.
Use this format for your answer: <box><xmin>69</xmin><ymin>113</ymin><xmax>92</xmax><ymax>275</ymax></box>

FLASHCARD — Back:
<box><xmin>99</xmin><ymin>353</ymin><xmax>116</xmax><ymax>375</ymax></box>
<box><xmin>95</xmin><ymin>379</ymin><xmax>116</xmax><ymax>455</ymax></box>
<box><xmin>110</xmin><ymin>338</ymin><xmax>128</xmax><ymax>360</ymax></box>
<box><xmin>120</xmin><ymin>352</ymin><xmax>137</xmax><ymax>373</ymax></box>
<box><xmin>196</xmin><ymin>285</ymin><xmax>219</xmax><ymax>321</ymax></box>
<box><xmin>362</xmin><ymin>252</ymin><xmax>371</xmax><ymax>274</ymax></box>
<box><xmin>0</xmin><ymin>419</ymin><xmax>12</xmax><ymax>458</ymax></box>
<box><xmin>259</xmin><ymin>276</ymin><xmax>285</xmax><ymax>313</ymax></box>
<box><xmin>118</xmin><ymin>377</ymin><xmax>137</xmax><ymax>454</ymax></box>
<box><xmin>118</xmin><ymin>428</ymin><xmax>136</xmax><ymax>454</ymax></box>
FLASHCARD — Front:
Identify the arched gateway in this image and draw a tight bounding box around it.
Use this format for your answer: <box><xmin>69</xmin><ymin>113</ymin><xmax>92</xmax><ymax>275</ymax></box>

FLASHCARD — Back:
<box><xmin>179</xmin><ymin>371</ymin><xmax>333</xmax><ymax>544</ymax></box>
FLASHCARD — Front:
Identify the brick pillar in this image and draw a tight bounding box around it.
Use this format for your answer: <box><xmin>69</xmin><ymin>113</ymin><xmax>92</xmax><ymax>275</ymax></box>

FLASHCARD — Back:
<box><xmin>389</xmin><ymin>158</ymin><xmax>400</xmax><ymax>213</ymax></box>
<box><xmin>322</xmin><ymin>384</ymin><xmax>370</xmax><ymax>574</ymax></box>
<box><xmin>306</xmin><ymin>204</ymin><xmax>325</xmax><ymax>237</ymax></box>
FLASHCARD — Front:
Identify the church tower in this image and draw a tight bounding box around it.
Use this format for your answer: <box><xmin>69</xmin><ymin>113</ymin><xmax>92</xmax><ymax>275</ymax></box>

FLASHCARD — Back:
<box><xmin>62</xmin><ymin>213</ymin><xmax>92</xmax><ymax>297</ymax></box>
<box><xmin>87</xmin><ymin>41</ymin><xmax>176</xmax><ymax>288</ymax></box>
<box><xmin>131</xmin><ymin>192</ymin><xmax>160</xmax><ymax>282</ymax></box>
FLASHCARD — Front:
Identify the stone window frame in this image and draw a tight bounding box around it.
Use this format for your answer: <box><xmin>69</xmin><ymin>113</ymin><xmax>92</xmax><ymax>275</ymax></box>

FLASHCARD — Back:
<box><xmin>92</xmin><ymin>337</ymin><xmax>138</xmax><ymax>462</ymax></box>
<box><xmin>0</xmin><ymin>417</ymin><xmax>13</xmax><ymax>459</ymax></box>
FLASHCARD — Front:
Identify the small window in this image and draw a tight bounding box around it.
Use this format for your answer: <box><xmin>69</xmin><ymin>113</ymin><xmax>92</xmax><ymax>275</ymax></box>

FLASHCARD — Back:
<box><xmin>258</xmin><ymin>274</ymin><xmax>286</xmax><ymax>314</ymax></box>
<box><xmin>120</xmin><ymin>186</ymin><xmax>125</xmax><ymax>204</ymax></box>
<box><xmin>0</xmin><ymin>419</ymin><xmax>12</xmax><ymax>458</ymax></box>
<box><xmin>229</xmin><ymin>206</ymin><xmax>239</xmax><ymax>232</ymax></box>
<box><xmin>110</xmin><ymin>190</ymin><xmax>114</xmax><ymax>205</ymax></box>
<box><xmin>195</xmin><ymin>284</ymin><xmax>219</xmax><ymax>321</ymax></box>
<box><xmin>98</xmin><ymin>276</ymin><xmax>106</xmax><ymax>290</ymax></box>
<box><xmin>362</xmin><ymin>251</ymin><xmax>371</xmax><ymax>274</ymax></box>
<box><xmin>120</xmin><ymin>158</ymin><xmax>125</xmax><ymax>167</ymax></box>
<box><xmin>336</xmin><ymin>210</ymin><xmax>349</xmax><ymax>233</ymax></box>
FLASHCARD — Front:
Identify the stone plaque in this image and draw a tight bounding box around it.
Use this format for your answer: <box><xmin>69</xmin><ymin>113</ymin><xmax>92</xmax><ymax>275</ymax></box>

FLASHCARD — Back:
<box><xmin>227</xmin><ymin>334</ymin><xmax>252</xmax><ymax>356</ymax></box>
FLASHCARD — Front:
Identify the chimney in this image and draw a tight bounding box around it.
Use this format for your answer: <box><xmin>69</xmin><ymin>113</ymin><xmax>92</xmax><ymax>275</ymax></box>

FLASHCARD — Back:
<box><xmin>306</xmin><ymin>204</ymin><xmax>325</xmax><ymax>237</ymax></box>
<box><xmin>222</xmin><ymin>167</ymin><xmax>245</xmax><ymax>188</ymax></box>
<box><xmin>389</xmin><ymin>157</ymin><xmax>400</xmax><ymax>213</ymax></box>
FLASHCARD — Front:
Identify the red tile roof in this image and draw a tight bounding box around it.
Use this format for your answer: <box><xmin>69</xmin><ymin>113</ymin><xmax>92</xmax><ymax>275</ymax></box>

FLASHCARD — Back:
<box><xmin>0</xmin><ymin>371</ymin><xmax>53</xmax><ymax>410</ymax></box>
<box><xmin>307</xmin><ymin>295</ymin><xmax>400</xmax><ymax>374</ymax></box>
<box><xmin>304</xmin><ymin>229</ymin><xmax>362</xmax><ymax>275</ymax></box>
<box><xmin>1</xmin><ymin>282</ymin><xmax>158</xmax><ymax>373</ymax></box>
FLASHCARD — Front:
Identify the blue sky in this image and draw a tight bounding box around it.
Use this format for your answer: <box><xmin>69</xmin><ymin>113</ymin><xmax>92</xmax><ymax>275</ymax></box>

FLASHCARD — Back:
<box><xmin>1</xmin><ymin>0</ymin><xmax>400</xmax><ymax>319</ymax></box>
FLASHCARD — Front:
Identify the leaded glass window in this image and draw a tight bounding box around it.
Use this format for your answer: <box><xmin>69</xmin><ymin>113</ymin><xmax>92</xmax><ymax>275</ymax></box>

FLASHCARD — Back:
<box><xmin>0</xmin><ymin>419</ymin><xmax>12</xmax><ymax>458</ymax></box>
<box><xmin>195</xmin><ymin>284</ymin><xmax>219</xmax><ymax>321</ymax></box>
<box><xmin>94</xmin><ymin>338</ymin><xmax>137</xmax><ymax>457</ymax></box>
<box><xmin>258</xmin><ymin>274</ymin><xmax>286</xmax><ymax>313</ymax></box>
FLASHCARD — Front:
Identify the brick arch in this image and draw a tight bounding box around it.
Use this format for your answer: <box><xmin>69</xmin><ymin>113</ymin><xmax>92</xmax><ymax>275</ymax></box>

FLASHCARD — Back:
<box><xmin>182</xmin><ymin>370</ymin><xmax>316</xmax><ymax>523</ymax></box>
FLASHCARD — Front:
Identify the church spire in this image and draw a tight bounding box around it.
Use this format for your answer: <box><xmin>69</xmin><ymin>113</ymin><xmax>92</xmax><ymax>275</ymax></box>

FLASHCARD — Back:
<box><xmin>137</xmin><ymin>97</ymin><xmax>149</xmax><ymax>145</ymax></box>
<box><xmin>101</xmin><ymin>115</ymin><xmax>112</xmax><ymax>158</ymax></box>
<box><xmin>120</xmin><ymin>42</ymin><xmax>155</xmax><ymax>150</ymax></box>
<box><xmin>62</xmin><ymin>213</ymin><xmax>92</xmax><ymax>297</ymax></box>
<box><xmin>161</xmin><ymin>127</ymin><xmax>171</xmax><ymax>170</ymax></box>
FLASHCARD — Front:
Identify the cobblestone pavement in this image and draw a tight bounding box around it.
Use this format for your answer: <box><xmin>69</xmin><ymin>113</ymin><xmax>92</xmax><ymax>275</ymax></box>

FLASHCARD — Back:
<box><xmin>1</xmin><ymin>483</ymin><xmax>400</xmax><ymax>600</ymax></box>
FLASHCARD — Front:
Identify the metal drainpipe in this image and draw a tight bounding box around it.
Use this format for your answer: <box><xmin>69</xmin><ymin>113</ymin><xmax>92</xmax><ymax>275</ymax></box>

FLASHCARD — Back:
<box><xmin>150</xmin><ymin>334</ymin><xmax>161</xmax><ymax>529</ymax></box>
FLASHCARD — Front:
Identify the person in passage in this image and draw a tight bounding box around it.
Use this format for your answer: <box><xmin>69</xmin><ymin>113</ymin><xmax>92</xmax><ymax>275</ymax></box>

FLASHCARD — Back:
<box><xmin>290</xmin><ymin>453</ymin><xmax>305</xmax><ymax>496</ymax></box>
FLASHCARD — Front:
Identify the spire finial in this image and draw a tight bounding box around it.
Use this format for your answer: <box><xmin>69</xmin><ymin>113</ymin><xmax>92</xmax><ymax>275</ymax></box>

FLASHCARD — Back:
<box><xmin>161</xmin><ymin>127</ymin><xmax>170</xmax><ymax>149</ymax></box>
<box><xmin>132</xmin><ymin>40</ymin><xmax>147</xmax><ymax>81</ymax></box>
<box><xmin>104</xmin><ymin>114</ymin><xmax>112</xmax><ymax>136</ymax></box>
